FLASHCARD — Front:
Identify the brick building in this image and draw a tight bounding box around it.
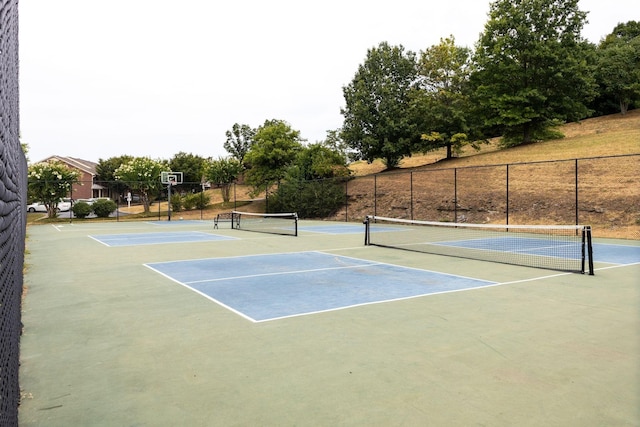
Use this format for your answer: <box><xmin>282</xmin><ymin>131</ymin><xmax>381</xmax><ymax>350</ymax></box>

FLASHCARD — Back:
<box><xmin>36</xmin><ymin>155</ymin><xmax>109</xmax><ymax>200</ymax></box>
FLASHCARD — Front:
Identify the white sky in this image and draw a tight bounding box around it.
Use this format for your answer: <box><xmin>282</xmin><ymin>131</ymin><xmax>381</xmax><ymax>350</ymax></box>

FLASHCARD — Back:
<box><xmin>19</xmin><ymin>0</ymin><xmax>639</xmax><ymax>164</ymax></box>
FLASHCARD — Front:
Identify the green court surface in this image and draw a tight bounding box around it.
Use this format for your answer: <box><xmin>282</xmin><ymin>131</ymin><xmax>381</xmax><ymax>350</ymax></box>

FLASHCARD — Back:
<box><xmin>19</xmin><ymin>220</ymin><xmax>640</xmax><ymax>426</ymax></box>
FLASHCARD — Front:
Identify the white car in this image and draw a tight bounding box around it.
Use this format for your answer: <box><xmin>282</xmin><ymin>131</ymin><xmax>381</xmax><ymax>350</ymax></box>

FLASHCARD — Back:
<box><xmin>76</xmin><ymin>197</ymin><xmax>111</xmax><ymax>205</ymax></box>
<box><xmin>27</xmin><ymin>200</ymin><xmax>72</xmax><ymax>213</ymax></box>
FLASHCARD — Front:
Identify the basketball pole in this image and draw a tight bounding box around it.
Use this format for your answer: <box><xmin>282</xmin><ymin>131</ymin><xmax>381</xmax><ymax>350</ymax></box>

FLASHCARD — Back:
<box><xmin>167</xmin><ymin>182</ymin><xmax>172</xmax><ymax>221</ymax></box>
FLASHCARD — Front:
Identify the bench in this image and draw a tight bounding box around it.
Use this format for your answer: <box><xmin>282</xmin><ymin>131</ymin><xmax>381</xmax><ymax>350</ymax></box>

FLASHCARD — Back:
<box><xmin>213</xmin><ymin>212</ymin><xmax>234</xmax><ymax>229</ymax></box>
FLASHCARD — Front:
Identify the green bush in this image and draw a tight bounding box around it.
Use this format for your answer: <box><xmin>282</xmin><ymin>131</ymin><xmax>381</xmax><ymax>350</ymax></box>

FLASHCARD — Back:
<box><xmin>269</xmin><ymin>178</ymin><xmax>346</xmax><ymax>218</ymax></box>
<box><xmin>193</xmin><ymin>192</ymin><xmax>210</xmax><ymax>210</ymax></box>
<box><xmin>72</xmin><ymin>201</ymin><xmax>92</xmax><ymax>219</ymax></box>
<box><xmin>170</xmin><ymin>193</ymin><xmax>183</xmax><ymax>212</ymax></box>
<box><xmin>92</xmin><ymin>199</ymin><xmax>117</xmax><ymax>218</ymax></box>
<box><xmin>182</xmin><ymin>193</ymin><xmax>197</xmax><ymax>210</ymax></box>
<box><xmin>182</xmin><ymin>193</ymin><xmax>209</xmax><ymax>210</ymax></box>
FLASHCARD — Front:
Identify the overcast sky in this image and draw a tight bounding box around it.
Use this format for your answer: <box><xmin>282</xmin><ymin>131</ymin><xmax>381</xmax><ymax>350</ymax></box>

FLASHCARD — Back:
<box><xmin>19</xmin><ymin>0</ymin><xmax>638</xmax><ymax>164</ymax></box>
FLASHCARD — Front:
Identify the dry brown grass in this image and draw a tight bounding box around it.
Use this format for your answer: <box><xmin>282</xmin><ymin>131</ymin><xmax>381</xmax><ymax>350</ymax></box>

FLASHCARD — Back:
<box><xmin>350</xmin><ymin>109</ymin><xmax>640</xmax><ymax>175</ymax></box>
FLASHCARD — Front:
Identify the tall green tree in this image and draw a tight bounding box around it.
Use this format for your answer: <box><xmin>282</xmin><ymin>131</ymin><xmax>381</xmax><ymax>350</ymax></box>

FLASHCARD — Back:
<box><xmin>27</xmin><ymin>160</ymin><xmax>80</xmax><ymax>218</ymax></box>
<box><xmin>288</xmin><ymin>143</ymin><xmax>350</xmax><ymax>181</ymax></box>
<box><xmin>322</xmin><ymin>129</ymin><xmax>353</xmax><ymax>163</ymax></box>
<box><xmin>224</xmin><ymin>123</ymin><xmax>255</xmax><ymax>165</ymax></box>
<box><xmin>204</xmin><ymin>157</ymin><xmax>243</xmax><ymax>203</ymax></box>
<box><xmin>243</xmin><ymin>119</ymin><xmax>303</xmax><ymax>192</ymax></box>
<box><xmin>169</xmin><ymin>151</ymin><xmax>206</xmax><ymax>191</ymax></box>
<box><xmin>341</xmin><ymin>42</ymin><xmax>422</xmax><ymax>168</ymax></box>
<box><xmin>114</xmin><ymin>157</ymin><xmax>167</xmax><ymax>213</ymax></box>
<box><xmin>270</xmin><ymin>143</ymin><xmax>350</xmax><ymax>217</ymax></box>
<box><xmin>96</xmin><ymin>155</ymin><xmax>134</xmax><ymax>201</ymax></box>
<box><xmin>596</xmin><ymin>21</ymin><xmax>640</xmax><ymax>114</ymax></box>
<box><xmin>472</xmin><ymin>0</ymin><xmax>596</xmax><ymax>146</ymax></box>
<box><xmin>417</xmin><ymin>36</ymin><xmax>478</xmax><ymax>159</ymax></box>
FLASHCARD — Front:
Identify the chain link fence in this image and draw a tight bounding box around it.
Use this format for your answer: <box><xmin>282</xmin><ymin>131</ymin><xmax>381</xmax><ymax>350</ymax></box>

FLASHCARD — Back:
<box><xmin>33</xmin><ymin>154</ymin><xmax>639</xmax><ymax>239</ymax></box>
<box><xmin>0</xmin><ymin>0</ymin><xmax>25</xmax><ymax>424</ymax></box>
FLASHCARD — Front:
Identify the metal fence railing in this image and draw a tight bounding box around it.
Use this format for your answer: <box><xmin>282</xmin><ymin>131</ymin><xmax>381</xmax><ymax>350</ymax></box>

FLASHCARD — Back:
<box><xmin>28</xmin><ymin>154</ymin><xmax>639</xmax><ymax>240</ymax></box>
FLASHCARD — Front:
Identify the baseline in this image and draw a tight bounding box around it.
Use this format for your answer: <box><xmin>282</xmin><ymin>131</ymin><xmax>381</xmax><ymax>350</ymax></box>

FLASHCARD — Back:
<box><xmin>90</xmin><ymin>231</ymin><xmax>237</xmax><ymax>247</ymax></box>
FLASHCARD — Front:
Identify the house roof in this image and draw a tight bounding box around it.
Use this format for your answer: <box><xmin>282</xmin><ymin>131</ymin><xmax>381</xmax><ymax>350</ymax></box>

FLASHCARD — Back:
<box><xmin>37</xmin><ymin>156</ymin><xmax>98</xmax><ymax>176</ymax></box>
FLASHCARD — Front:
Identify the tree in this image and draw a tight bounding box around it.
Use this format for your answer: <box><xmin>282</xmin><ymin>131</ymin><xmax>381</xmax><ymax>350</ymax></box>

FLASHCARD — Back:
<box><xmin>224</xmin><ymin>123</ymin><xmax>255</xmax><ymax>165</ymax></box>
<box><xmin>472</xmin><ymin>0</ymin><xmax>596</xmax><ymax>146</ymax></box>
<box><xmin>243</xmin><ymin>119</ymin><xmax>303</xmax><ymax>192</ymax></box>
<box><xmin>204</xmin><ymin>157</ymin><xmax>243</xmax><ymax>203</ymax></box>
<box><xmin>322</xmin><ymin>129</ymin><xmax>355</xmax><ymax>163</ymax></box>
<box><xmin>596</xmin><ymin>21</ymin><xmax>640</xmax><ymax>114</ymax></box>
<box><xmin>417</xmin><ymin>36</ymin><xmax>479</xmax><ymax>159</ymax></box>
<box><xmin>95</xmin><ymin>155</ymin><xmax>134</xmax><ymax>202</ymax></box>
<box><xmin>114</xmin><ymin>157</ymin><xmax>167</xmax><ymax>213</ymax></box>
<box><xmin>169</xmin><ymin>151</ymin><xmax>206</xmax><ymax>191</ymax></box>
<box><xmin>269</xmin><ymin>143</ymin><xmax>350</xmax><ymax>217</ymax></box>
<box><xmin>288</xmin><ymin>143</ymin><xmax>350</xmax><ymax>181</ymax></box>
<box><xmin>341</xmin><ymin>42</ymin><xmax>422</xmax><ymax>168</ymax></box>
<box><xmin>27</xmin><ymin>160</ymin><xmax>79</xmax><ymax>218</ymax></box>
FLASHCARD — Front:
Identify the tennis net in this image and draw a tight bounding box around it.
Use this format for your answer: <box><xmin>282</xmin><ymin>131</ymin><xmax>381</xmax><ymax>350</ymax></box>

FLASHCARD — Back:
<box><xmin>231</xmin><ymin>211</ymin><xmax>298</xmax><ymax>236</ymax></box>
<box><xmin>364</xmin><ymin>216</ymin><xmax>594</xmax><ymax>274</ymax></box>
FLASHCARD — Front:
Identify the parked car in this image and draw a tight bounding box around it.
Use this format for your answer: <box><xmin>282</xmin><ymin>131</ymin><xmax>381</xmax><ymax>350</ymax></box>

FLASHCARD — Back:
<box><xmin>26</xmin><ymin>200</ymin><xmax>72</xmax><ymax>213</ymax></box>
<box><xmin>76</xmin><ymin>197</ymin><xmax>111</xmax><ymax>205</ymax></box>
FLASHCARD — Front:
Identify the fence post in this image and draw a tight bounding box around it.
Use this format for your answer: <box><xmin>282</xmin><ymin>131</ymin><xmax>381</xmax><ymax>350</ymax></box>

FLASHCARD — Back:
<box><xmin>454</xmin><ymin>168</ymin><xmax>457</xmax><ymax>222</ymax></box>
<box><xmin>575</xmin><ymin>159</ymin><xmax>579</xmax><ymax>226</ymax></box>
<box><xmin>344</xmin><ymin>179</ymin><xmax>349</xmax><ymax>222</ymax></box>
<box><xmin>410</xmin><ymin>171</ymin><xmax>414</xmax><ymax>220</ymax></box>
<box><xmin>374</xmin><ymin>175</ymin><xmax>377</xmax><ymax>218</ymax></box>
<box><xmin>506</xmin><ymin>164</ymin><xmax>510</xmax><ymax>225</ymax></box>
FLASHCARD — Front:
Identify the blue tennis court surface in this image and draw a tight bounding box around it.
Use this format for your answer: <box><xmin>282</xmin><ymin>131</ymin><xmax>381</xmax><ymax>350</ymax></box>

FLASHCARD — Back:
<box><xmin>146</xmin><ymin>220</ymin><xmax>208</xmax><ymax>226</ymax></box>
<box><xmin>91</xmin><ymin>231</ymin><xmax>236</xmax><ymax>247</ymax></box>
<box><xmin>299</xmin><ymin>224</ymin><xmax>401</xmax><ymax>234</ymax></box>
<box><xmin>593</xmin><ymin>243</ymin><xmax>640</xmax><ymax>265</ymax></box>
<box><xmin>145</xmin><ymin>251</ymin><xmax>496</xmax><ymax>322</ymax></box>
<box><xmin>298</xmin><ymin>224</ymin><xmax>364</xmax><ymax>234</ymax></box>
<box><xmin>437</xmin><ymin>238</ymin><xmax>639</xmax><ymax>265</ymax></box>
<box><xmin>436</xmin><ymin>236</ymin><xmax>582</xmax><ymax>259</ymax></box>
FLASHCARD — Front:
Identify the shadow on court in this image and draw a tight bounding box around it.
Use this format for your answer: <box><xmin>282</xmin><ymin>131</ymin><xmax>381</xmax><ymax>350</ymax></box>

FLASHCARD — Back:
<box><xmin>19</xmin><ymin>220</ymin><xmax>640</xmax><ymax>426</ymax></box>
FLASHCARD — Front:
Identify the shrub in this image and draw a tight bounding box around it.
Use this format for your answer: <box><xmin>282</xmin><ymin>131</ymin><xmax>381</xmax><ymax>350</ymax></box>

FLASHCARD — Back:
<box><xmin>182</xmin><ymin>193</ymin><xmax>209</xmax><ymax>210</ymax></box>
<box><xmin>72</xmin><ymin>201</ymin><xmax>92</xmax><ymax>219</ymax></box>
<box><xmin>182</xmin><ymin>193</ymin><xmax>197</xmax><ymax>210</ymax></box>
<box><xmin>170</xmin><ymin>193</ymin><xmax>183</xmax><ymax>212</ymax></box>
<box><xmin>193</xmin><ymin>192</ymin><xmax>210</xmax><ymax>210</ymax></box>
<box><xmin>269</xmin><ymin>178</ymin><xmax>346</xmax><ymax>218</ymax></box>
<box><xmin>92</xmin><ymin>198</ymin><xmax>117</xmax><ymax>218</ymax></box>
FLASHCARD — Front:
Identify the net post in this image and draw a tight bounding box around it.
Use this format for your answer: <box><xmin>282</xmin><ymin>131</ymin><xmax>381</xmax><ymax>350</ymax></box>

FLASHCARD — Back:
<box><xmin>231</xmin><ymin>211</ymin><xmax>239</xmax><ymax>229</ymax></box>
<box><xmin>586</xmin><ymin>226</ymin><xmax>594</xmax><ymax>275</ymax></box>
<box><xmin>294</xmin><ymin>213</ymin><xmax>298</xmax><ymax>237</ymax></box>
<box><xmin>364</xmin><ymin>216</ymin><xmax>371</xmax><ymax>245</ymax></box>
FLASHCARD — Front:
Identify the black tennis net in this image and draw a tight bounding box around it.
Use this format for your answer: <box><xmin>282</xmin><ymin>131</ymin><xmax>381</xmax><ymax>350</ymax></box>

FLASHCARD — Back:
<box><xmin>232</xmin><ymin>211</ymin><xmax>298</xmax><ymax>236</ymax></box>
<box><xmin>364</xmin><ymin>216</ymin><xmax>594</xmax><ymax>274</ymax></box>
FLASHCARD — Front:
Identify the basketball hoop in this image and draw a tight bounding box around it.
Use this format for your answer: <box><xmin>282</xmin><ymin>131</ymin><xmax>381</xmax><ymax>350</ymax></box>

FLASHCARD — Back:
<box><xmin>161</xmin><ymin>171</ymin><xmax>183</xmax><ymax>186</ymax></box>
<box><xmin>160</xmin><ymin>171</ymin><xmax>183</xmax><ymax>222</ymax></box>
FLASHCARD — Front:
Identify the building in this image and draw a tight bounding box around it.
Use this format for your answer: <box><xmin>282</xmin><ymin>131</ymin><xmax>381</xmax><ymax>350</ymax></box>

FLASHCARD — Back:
<box><xmin>35</xmin><ymin>156</ymin><xmax>110</xmax><ymax>200</ymax></box>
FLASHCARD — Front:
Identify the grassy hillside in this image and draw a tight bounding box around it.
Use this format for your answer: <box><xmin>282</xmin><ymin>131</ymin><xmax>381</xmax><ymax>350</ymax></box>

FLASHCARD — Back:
<box><xmin>349</xmin><ymin>109</ymin><xmax>640</xmax><ymax>175</ymax></box>
<box><xmin>345</xmin><ymin>110</ymin><xmax>639</xmax><ymax>240</ymax></box>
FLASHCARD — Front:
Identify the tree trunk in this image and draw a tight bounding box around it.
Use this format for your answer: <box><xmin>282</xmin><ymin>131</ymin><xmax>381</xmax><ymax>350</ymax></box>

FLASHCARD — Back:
<box><xmin>620</xmin><ymin>99</ymin><xmax>629</xmax><ymax>115</ymax></box>
<box><xmin>522</xmin><ymin>123</ymin><xmax>532</xmax><ymax>144</ymax></box>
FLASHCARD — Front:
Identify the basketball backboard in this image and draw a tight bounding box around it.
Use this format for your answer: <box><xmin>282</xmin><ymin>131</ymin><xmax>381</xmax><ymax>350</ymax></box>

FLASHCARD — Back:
<box><xmin>161</xmin><ymin>171</ymin><xmax>183</xmax><ymax>185</ymax></box>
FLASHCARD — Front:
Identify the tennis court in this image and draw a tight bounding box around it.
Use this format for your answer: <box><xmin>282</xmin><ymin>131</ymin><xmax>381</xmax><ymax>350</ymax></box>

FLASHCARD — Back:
<box><xmin>19</xmin><ymin>219</ymin><xmax>640</xmax><ymax>426</ymax></box>
<box><xmin>145</xmin><ymin>251</ymin><xmax>497</xmax><ymax>322</ymax></box>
